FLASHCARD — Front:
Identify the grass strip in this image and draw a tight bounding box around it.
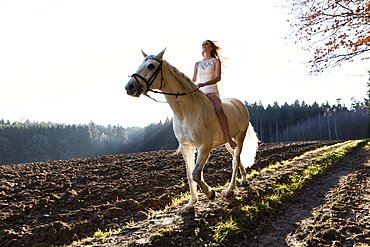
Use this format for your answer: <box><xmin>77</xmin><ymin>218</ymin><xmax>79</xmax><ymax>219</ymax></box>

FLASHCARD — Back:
<box><xmin>207</xmin><ymin>140</ymin><xmax>365</xmax><ymax>246</ymax></box>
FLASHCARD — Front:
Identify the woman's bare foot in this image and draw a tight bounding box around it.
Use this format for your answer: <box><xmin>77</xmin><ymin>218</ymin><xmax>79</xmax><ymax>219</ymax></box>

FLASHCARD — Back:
<box><xmin>228</xmin><ymin>139</ymin><xmax>237</xmax><ymax>149</ymax></box>
<box><xmin>172</xmin><ymin>146</ymin><xmax>181</xmax><ymax>155</ymax></box>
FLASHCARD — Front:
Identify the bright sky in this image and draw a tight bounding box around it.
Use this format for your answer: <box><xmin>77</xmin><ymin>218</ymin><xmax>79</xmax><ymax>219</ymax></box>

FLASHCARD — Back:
<box><xmin>0</xmin><ymin>0</ymin><xmax>368</xmax><ymax>127</ymax></box>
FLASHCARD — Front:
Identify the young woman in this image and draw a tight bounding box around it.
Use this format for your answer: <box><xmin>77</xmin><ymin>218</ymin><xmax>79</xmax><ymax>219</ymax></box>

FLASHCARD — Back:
<box><xmin>194</xmin><ymin>40</ymin><xmax>237</xmax><ymax>149</ymax></box>
<box><xmin>173</xmin><ymin>40</ymin><xmax>237</xmax><ymax>155</ymax></box>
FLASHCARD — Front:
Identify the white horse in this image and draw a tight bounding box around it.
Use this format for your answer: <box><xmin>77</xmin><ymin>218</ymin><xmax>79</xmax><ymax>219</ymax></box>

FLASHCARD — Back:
<box><xmin>125</xmin><ymin>49</ymin><xmax>258</xmax><ymax>213</ymax></box>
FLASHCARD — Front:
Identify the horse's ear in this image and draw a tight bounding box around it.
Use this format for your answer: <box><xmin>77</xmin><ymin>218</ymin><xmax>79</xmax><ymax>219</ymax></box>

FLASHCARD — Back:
<box><xmin>142</xmin><ymin>50</ymin><xmax>148</xmax><ymax>58</ymax></box>
<box><xmin>156</xmin><ymin>48</ymin><xmax>166</xmax><ymax>60</ymax></box>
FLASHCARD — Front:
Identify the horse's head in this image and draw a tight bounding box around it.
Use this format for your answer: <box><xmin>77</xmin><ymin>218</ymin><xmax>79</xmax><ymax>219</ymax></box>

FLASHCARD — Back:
<box><xmin>125</xmin><ymin>49</ymin><xmax>166</xmax><ymax>97</ymax></box>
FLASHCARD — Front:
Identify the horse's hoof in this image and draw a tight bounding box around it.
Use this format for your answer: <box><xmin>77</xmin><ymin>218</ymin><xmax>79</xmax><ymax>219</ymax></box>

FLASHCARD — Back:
<box><xmin>209</xmin><ymin>190</ymin><xmax>216</xmax><ymax>200</ymax></box>
<box><xmin>182</xmin><ymin>206</ymin><xmax>195</xmax><ymax>215</ymax></box>
<box><xmin>225</xmin><ymin>190</ymin><xmax>234</xmax><ymax>198</ymax></box>
<box><xmin>240</xmin><ymin>181</ymin><xmax>248</xmax><ymax>187</ymax></box>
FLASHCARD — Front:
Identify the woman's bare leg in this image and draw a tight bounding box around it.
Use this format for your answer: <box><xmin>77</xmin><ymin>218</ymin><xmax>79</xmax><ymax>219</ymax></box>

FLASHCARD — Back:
<box><xmin>207</xmin><ymin>93</ymin><xmax>237</xmax><ymax>149</ymax></box>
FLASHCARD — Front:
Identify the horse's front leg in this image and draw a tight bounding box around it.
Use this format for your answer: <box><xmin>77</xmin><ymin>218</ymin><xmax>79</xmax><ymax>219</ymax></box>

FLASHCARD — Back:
<box><xmin>181</xmin><ymin>145</ymin><xmax>197</xmax><ymax>214</ymax></box>
<box><xmin>192</xmin><ymin>146</ymin><xmax>215</xmax><ymax>200</ymax></box>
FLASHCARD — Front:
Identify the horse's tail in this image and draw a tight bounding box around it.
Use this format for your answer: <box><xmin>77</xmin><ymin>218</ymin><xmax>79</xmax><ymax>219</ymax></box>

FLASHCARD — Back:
<box><xmin>241</xmin><ymin>122</ymin><xmax>259</xmax><ymax>169</ymax></box>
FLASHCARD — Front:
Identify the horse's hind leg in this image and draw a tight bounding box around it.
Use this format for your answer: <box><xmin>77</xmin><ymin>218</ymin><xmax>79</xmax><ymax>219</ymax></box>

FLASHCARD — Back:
<box><xmin>225</xmin><ymin>144</ymin><xmax>240</xmax><ymax>197</ymax></box>
<box><xmin>225</xmin><ymin>132</ymin><xmax>247</xmax><ymax>197</ymax></box>
<box><xmin>192</xmin><ymin>146</ymin><xmax>215</xmax><ymax>200</ymax></box>
<box><xmin>226</xmin><ymin>143</ymin><xmax>248</xmax><ymax>187</ymax></box>
<box><xmin>238</xmin><ymin>161</ymin><xmax>248</xmax><ymax>187</ymax></box>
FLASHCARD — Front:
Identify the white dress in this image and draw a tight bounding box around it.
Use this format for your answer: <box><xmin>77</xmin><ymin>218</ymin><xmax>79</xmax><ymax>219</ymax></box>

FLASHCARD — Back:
<box><xmin>198</xmin><ymin>58</ymin><xmax>219</xmax><ymax>95</ymax></box>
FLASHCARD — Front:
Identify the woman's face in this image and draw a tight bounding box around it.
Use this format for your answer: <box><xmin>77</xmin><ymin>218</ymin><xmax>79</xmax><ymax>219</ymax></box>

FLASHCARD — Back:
<box><xmin>202</xmin><ymin>41</ymin><xmax>213</xmax><ymax>53</ymax></box>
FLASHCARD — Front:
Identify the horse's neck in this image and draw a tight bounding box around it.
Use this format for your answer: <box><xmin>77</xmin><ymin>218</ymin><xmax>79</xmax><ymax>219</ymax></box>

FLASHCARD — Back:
<box><xmin>162</xmin><ymin>61</ymin><xmax>197</xmax><ymax>94</ymax></box>
<box><xmin>162</xmin><ymin>62</ymin><xmax>211</xmax><ymax>119</ymax></box>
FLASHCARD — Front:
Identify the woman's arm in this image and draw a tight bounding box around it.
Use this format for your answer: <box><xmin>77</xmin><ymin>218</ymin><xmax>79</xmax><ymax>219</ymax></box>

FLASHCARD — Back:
<box><xmin>192</xmin><ymin>62</ymin><xmax>199</xmax><ymax>82</ymax></box>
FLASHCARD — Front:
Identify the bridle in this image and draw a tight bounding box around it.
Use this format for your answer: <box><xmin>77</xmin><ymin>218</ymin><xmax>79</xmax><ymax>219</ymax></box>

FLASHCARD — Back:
<box><xmin>130</xmin><ymin>57</ymin><xmax>197</xmax><ymax>100</ymax></box>
<box><xmin>130</xmin><ymin>57</ymin><xmax>164</xmax><ymax>95</ymax></box>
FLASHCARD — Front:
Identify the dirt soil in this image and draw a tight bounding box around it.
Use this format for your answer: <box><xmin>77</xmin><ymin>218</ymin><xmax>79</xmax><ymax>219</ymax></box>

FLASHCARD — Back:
<box><xmin>1</xmin><ymin>140</ymin><xmax>368</xmax><ymax>247</ymax></box>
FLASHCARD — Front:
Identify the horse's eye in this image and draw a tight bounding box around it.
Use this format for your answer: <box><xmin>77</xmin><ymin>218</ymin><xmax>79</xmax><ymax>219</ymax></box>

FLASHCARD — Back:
<box><xmin>147</xmin><ymin>64</ymin><xmax>155</xmax><ymax>69</ymax></box>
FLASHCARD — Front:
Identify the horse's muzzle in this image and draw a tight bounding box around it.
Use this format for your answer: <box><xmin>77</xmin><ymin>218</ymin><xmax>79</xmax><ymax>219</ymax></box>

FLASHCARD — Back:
<box><xmin>125</xmin><ymin>81</ymin><xmax>142</xmax><ymax>97</ymax></box>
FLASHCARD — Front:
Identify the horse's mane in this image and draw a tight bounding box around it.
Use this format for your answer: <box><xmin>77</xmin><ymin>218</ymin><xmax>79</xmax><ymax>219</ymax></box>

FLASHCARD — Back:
<box><xmin>162</xmin><ymin>60</ymin><xmax>198</xmax><ymax>92</ymax></box>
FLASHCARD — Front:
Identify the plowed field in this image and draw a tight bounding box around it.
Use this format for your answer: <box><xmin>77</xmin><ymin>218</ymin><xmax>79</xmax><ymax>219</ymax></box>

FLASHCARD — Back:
<box><xmin>1</xmin><ymin>140</ymin><xmax>369</xmax><ymax>247</ymax></box>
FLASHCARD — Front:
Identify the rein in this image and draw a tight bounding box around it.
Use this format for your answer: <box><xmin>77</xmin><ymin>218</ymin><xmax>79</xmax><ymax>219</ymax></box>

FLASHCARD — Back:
<box><xmin>130</xmin><ymin>58</ymin><xmax>198</xmax><ymax>102</ymax></box>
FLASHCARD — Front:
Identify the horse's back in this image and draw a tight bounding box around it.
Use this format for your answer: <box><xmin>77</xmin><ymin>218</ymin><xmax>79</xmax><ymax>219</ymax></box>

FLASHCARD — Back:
<box><xmin>221</xmin><ymin>98</ymin><xmax>250</xmax><ymax>124</ymax></box>
<box><xmin>222</xmin><ymin>98</ymin><xmax>247</xmax><ymax>110</ymax></box>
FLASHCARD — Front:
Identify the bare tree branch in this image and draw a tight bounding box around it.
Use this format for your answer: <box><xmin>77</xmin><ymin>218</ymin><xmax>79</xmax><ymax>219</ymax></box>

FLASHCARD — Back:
<box><xmin>289</xmin><ymin>0</ymin><xmax>370</xmax><ymax>73</ymax></box>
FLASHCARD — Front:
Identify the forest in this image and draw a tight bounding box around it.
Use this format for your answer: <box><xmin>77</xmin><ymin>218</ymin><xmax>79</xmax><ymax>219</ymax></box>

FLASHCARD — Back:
<box><xmin>0</xmin><ymin>100</ymin><xmax>369</xmax><ymax>165</ymax></box>
<box><xmin>247</xmin><ymin>100</ymin><xmax>369</xmax><ymax>142</ymax></box>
